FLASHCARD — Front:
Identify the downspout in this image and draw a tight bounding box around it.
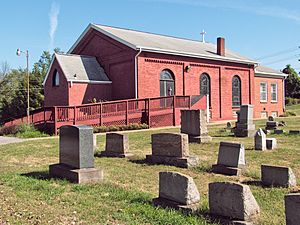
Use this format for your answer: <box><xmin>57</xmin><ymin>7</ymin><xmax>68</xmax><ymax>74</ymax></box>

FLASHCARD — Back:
<box><xmin>134</xmin><ymin>48</ymin><xmax>143</xmax><ymax>99</ymax></box>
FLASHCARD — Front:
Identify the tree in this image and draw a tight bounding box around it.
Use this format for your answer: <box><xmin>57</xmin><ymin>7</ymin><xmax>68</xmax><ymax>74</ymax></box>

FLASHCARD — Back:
<box><xmin>0</xmin><ymin>61</ymin><xmax>10</xmax><ymax>80</ymax></box>
<box><xmin>283</xmin><ymin>64</ymin><xmax>300</xmax><ymax>99</ymax></box>
<box><xmin>0</xmin><ymin>49</ymin><xmax>60</xmax><ymax>122</ymax></box>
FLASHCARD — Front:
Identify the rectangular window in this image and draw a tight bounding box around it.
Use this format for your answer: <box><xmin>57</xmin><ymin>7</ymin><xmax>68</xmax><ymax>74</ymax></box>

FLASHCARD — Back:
<box><xmin>271</xmin><ymin>111</ymin><xmax>278</xmax><ymax>117</ymax></box>
<box><xmin>260</xmin><ymin>82</ymin><xmax>267</xmax><ymax>102</ymax></box>
<box><xmin>261</xmin><ymin>111</ymin><xmax>268</xmax><ymax>118</ymax></box>
<box><xmin>271</xmin><ymin>83</ymin><xmax>278</xmax><ymax>102</ymax></box>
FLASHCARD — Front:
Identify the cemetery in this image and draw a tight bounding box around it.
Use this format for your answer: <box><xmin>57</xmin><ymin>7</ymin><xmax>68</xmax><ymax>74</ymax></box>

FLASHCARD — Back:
<box><xmin>0</xmin><ymin>106</ymin><xmax>299</xmax><ymax>224</ymax></box>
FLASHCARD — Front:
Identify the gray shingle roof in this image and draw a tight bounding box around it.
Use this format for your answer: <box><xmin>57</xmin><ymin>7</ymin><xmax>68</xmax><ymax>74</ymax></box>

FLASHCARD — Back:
<box><xmin>55</xmin><ymin>53</ymin><xmax>111</xmax><ymax>82</ymax></box>
<box><xmin>69</xmin><ymin>24</ymin><xmax>257</xmax><ymax>65</ymax></box>
<box><xmin>255</xmin><ymin>65</ymin><xmax>287</xmax><ymax>77</ymax></box>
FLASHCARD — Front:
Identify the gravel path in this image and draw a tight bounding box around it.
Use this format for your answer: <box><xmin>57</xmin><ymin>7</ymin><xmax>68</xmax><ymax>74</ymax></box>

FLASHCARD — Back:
<box><xmin>0</xmin><ymin>136</ymin><xmax>28</xmax><ymax>145</ymax></box>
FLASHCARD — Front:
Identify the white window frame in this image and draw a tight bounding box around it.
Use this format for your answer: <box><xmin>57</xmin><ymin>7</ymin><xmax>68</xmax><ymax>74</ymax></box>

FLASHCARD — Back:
<box><xmin>261</xmin><ymin>111</ymin><xmax>268</xmax><ymax>118</ymax></box>
<box><xmin>53</xmin><ymin>71</ymin><xmax>60</xmax><ymax>87</ymax></box>
<box><xmin>271</xmin><ymin>83</ymin><xmax>278</xmax><ymax>102</ymax></box>
<box><xmin>260</xmin><ymin>82</ymin><xmax>267</xmax><ymax>102</ymax></box>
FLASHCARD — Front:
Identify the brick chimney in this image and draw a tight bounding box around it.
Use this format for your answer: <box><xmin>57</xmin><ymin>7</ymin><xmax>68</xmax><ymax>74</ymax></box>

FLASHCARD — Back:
<box><xmin>217</xmin><ymin>37</ymin><xmax>225</xmax><ymax>56</ymax></box>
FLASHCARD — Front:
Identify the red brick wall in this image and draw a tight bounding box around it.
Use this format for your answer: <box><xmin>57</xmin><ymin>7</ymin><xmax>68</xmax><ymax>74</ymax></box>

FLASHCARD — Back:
<box><xmin>44</xmin><ymin>59</ymin><xmax>69</xmax><ymax>107</ymax></box>
<box><xmin>68</xmin><ymin>83</ymin><xmax>112</xmax><ymax>106</ymax></box>
<box><xmin>254</xmin><ymin>76</ymin><xmax>284</xmax><ymax>118</ymax></box>
<box><xmin>138</xmin><ymin>52</ymin><xmax>254</xmax><ymax>120</ymax></box>
<box><xmin>71</xmin><ymin>29</ymin><xmax>137</xmax><ymax>100</ymax></box>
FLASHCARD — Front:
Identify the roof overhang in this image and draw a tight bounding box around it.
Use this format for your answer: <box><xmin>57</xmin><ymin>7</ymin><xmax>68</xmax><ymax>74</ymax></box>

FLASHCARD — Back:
<box><xmin>68</xmin><ymin>23</ymin><xmax>257</xmax><ymax>66</ymax></box>
<box><xmin>254</xmin><ymin>72</ymin><xmax>288</xmax><ymax>79</ymax></box>
<box><xmin>42</xmin><ymin>53</ymin><xmax>112</xmax><ymax>87</ymax></box>
<box><xmin>42</xmin><ymin>56</ymin><xmax>55</xmax><ymax>86</ymax></box>
<box><xmin>137</xmin><ymin>46</ymin><xmax>257</xmax><ymax>65</ymax></box>
<box><xmin>68</xmin><ymin>80</ymin><xmax>112</xmax><ymax>84</ymax></box>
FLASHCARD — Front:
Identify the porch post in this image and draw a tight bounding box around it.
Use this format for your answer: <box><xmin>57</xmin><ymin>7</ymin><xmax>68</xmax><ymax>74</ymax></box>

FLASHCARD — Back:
<box><xmin>54</xmin><ymin>106</ymin><xmax>58</xmax><ymax>135</ymax></box>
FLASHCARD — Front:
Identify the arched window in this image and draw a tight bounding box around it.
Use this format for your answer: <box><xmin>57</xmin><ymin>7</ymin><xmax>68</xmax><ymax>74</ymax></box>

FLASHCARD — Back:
<box><xmin>52</xmin><ymin>70</ymin><xmax>60</xmax><ymax>87</ymax></box>
<box><xmin>160</xmin><ymin>69</ymin><xmax>175</xmax><ymax>96</ymax></box>
<box><xmin>200</xmin><ymin>73</ymin><xmax>210</xmax><ymax>95</ymax></box>
<box><xmin>232</xmin><ymin>75</ymin><xmax>241</xmax><ymax>106</ymax></box>
<box><xmin>200</xmin><ymin>73</ymin><xmax>211</xmax><ymax>106</ymax></box>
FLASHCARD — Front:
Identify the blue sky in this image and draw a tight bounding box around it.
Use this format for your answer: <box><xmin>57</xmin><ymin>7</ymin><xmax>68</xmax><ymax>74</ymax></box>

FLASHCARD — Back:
<box><xmin>1</xmin><ymin>0</ymin><xmax>300</xmax><ymax>72</ymax></box>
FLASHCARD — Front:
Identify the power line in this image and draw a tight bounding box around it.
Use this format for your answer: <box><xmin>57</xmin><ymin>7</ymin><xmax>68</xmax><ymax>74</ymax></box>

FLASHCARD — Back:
<box><xmin>263</xmin><ymin>54</ymin><xmax>300</xmax><ymax>66</ymax></box>
<box><xmin>0</xmin><ymin>87</ymin><xmax>44</xmax><ymax>92</ymax></box>
<box><xmin>255</xmin><ymin>46</ymin><xmax>300</xmax><ymax>60</ymax></box>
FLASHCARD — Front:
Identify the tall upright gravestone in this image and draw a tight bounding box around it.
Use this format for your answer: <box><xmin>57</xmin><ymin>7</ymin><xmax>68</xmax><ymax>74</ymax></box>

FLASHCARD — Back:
<box><xmin>180</xmin><ymin>109</ymin><xmax>212</xmax><ymax>143</ymax></box>
<box><xmin>49</xmin><ymin>125</ymin><xmax>103</xmax><ymax>184</ymax></box>
<box><xmin>234</xmin><ymin>105</ymin><xmax>256</xmax><ymax>137</ymax></box>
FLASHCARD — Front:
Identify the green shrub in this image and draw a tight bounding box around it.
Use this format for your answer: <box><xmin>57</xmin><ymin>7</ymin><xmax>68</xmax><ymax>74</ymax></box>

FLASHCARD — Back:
<box><xmin>286</xmin><ymin>97</ymin><xmax>300</xmax><ymax>106</ymax></box>
<box><xmin>93</xmin><ymin>123</ymin><xmax>149</xmax><ymax>133</ymax></box>
<box><xmin>0</xmin><ymin>123</ymin><xmax>49</xmax><ymax>138</ymax></box>
<box><xmin>279</xmin><ymin>110</ymin><xmax>297</xmax><ymax>117</ymax></box>
<box><xmin>0</xmin><ymin>125</ymin><xmax>20</xmax><ymax>136</ymax></box>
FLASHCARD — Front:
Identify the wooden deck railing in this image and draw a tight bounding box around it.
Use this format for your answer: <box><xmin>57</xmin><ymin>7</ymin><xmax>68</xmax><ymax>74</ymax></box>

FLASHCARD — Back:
<box><xmin>2</xmin><ymin>95</ymin><xmax>206</xmax><ymax>135</ymax></box>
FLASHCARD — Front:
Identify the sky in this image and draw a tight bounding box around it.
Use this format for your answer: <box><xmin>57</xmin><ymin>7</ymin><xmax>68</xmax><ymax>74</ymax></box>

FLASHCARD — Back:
<box><xmin>1</xmin><ymin>0</ymin><xmax>300</xmax><ymax>73</ymax></box>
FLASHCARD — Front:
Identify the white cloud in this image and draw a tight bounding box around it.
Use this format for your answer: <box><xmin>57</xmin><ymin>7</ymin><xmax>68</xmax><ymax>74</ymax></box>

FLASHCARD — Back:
<box><xmin>49</xmin><ymin>2</ymin><xmax>60</xmax><ymax>50</ymax></box>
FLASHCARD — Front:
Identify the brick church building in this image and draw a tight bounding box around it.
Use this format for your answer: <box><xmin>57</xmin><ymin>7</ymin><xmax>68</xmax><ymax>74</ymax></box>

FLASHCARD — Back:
<box><xmin>43</xmin><ymin>23</ymin><xmax>286</xmax><ymax>121</ymax></box>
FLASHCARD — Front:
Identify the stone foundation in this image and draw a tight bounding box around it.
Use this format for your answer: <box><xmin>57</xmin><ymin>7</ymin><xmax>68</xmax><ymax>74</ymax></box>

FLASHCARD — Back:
<box><xmin>146</xmin><ymin>155</ymin><xmax>199</xmax><ymax>168</ymax></box>
<box><xmin>49</xmin><ymin>163</ymin><xmax>103</xmax><ymax>184</ymax></box>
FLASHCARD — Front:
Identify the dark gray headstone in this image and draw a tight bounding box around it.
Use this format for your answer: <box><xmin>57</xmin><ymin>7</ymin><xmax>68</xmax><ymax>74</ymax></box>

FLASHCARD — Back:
<box><xmin>181</xmin><ymin>109</ymin><xmax>208</xmax><ymax>136</ymax></box>
<box><xmin>285</xmin><ymin>193</ymin><xmax>300</xmax><ymax>225</ymax></box>
<box><xmin>289</xmin><ymin>130</ymin><xmax>300</xmax><ymax>135</ymax></box>
<box><xmin>216</xmin><ymin>142</ymin><xmax>245</xmax><ymax>168</ymax></box>
<box><xmin>49</xmin><ymin>125</ymin><xmax>103</xmax><ymax>184</ymax></box>
<box><xmin>105</xmin><ymin>133</ymin><xmax>129</xmax><ymax>154</ymax></box>
<box><xmin>266</xmin><ymin>138</ymin><xmax>277</xmax><ymax>150</ymax></box>
<box><xmin>180</xmin><ymin>109</ymin><xmax>212</xmax><ymax>143</ymax></box>
<box><xmin>234</xmin><ymin>105</ymin><xmax>256</xmax><ymax>137</ymax></box>
<box><xmin>261</xmin><ymin>165</ymin><xmax>296</xmax><ymax>187</ymax></box>
<box><xmin>59</xmin><ymin>125</ymin><xmax>94</xmax><ymax>169</ymax></box>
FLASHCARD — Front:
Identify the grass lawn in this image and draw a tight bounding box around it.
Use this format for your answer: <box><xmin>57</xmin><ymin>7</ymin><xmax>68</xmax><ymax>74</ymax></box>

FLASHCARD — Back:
<box><xmin>0</xmin><ymin>105</ymin><xmax>299</xmax><ymax>225</ymax></box>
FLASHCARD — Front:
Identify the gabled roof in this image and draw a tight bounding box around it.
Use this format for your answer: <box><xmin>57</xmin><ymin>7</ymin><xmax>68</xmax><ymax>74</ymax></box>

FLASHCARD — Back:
<box><xmin>43</xmin><ymin>53</ymin><xmax>112</xmax><ymax>86</ymax></box>
<box><xmin>68</xmin><ymin>23</ymin><xmax>257</xmax><ymax>65</ymax></box>
<box><xmin>255</xmin><ymin>65</ymin><xmax>287</xmax><ymax>78</ymax></box>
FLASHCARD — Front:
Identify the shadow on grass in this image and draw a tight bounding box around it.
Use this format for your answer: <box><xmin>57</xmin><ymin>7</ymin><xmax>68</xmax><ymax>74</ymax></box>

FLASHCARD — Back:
<box><xmin>129</xmin><ymin>158</ymin><xmax>150</xmax><ymax>165</ymax></box>
<box><xmin>129</xmin><ymin>196</ymin><xmax>152</xmax><ymax>205</ymax></box>
<box><xmin>193</xmin><ymin>165</ymin><xmax>213</xmax><ymax>173</ymax></box>
<box><xmin>241</xmin><ymin>180</ymin><xmax>262</xmax><ymax>187</ymax></box>
<box><xmin>195</xmin><ymin>209</ymin><xmax>235</xmax><ymax>225</ymax></box>
<box><xmin>21</xmin><ymin>171</ymin><xmax>52</xmax><ymax>181</ymax></box>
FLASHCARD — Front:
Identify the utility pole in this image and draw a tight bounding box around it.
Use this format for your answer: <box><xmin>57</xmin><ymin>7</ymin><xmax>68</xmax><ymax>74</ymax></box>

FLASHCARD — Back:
<box><xmin>16</xmin><ymin>48</ymin><xmax>30</xmax><ymax>124</ymax></box>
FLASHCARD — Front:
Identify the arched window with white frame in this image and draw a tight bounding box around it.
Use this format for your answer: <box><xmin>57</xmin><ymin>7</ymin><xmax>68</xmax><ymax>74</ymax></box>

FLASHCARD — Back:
<box><xmin>52</xmin><ymin>69</ymin><xmax>60</xmax><ymax>87</ymax></box>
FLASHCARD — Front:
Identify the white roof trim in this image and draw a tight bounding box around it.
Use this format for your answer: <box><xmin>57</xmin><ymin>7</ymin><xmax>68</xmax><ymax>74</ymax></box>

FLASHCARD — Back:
<box><xmin>42</xmin><ymin>55</ymin><xmax>55</xmax><ymax>86</ymax></box>
<box><xmin>255</xmin><ymin>72</ymin><xmax>287</xmax><ymax>78</ymax></box>
<box><xmin>68</xmin><ymin>80</ymin><xmax>112</xmax><ymax>84</ymax></box>
<box><xmin>255</xmin><ymin>71</ymin><xmax>287</xmax><ymax>78</ymax></box>
<box><xmin>137</xmin><ymin>46</ymin><xmax>257</xmax><ymax>65</ymax></box>
<box><xmin>68</xmin><ymin>23</ymin><xmax>136</xmax><ymax>53</ymax></box>
<box><xmin>68</xmin><ymin>23</ymin><xmax>257</xmax><ymax>65</ymax></box>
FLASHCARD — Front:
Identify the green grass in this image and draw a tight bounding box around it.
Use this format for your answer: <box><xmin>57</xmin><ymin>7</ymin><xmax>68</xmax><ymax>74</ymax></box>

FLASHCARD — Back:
<box><xmin>0</xmin><ymin>105</ymin><xmax>299</xmax><ymax>224</ymax></box>
<box><xmin>285</xmin><ymin>104</ymin><xmax>300</xmax><ymax>116</ymax></box>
